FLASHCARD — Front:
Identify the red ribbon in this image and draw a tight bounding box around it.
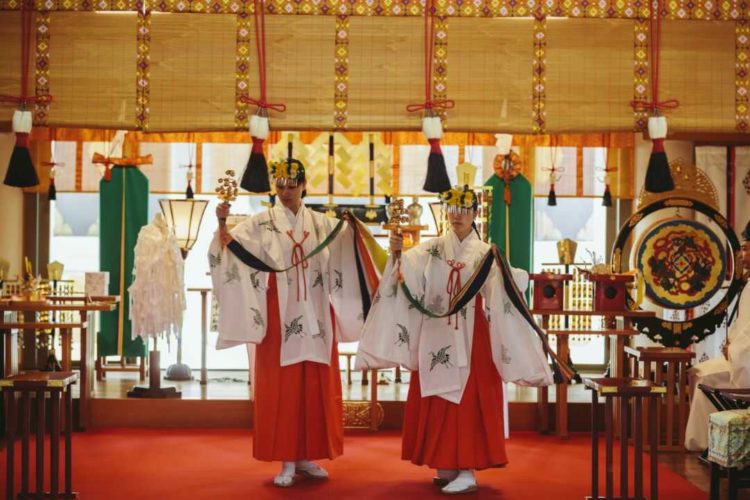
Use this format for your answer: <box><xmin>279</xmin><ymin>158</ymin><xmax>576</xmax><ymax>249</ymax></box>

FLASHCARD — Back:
<box><xmin>15</xmin><ymin>133</ymin><xmax>29</xmax><ymax>148</ymax></box>
<box><xmin>288</xmin><ymin>230</ymin><xmax>310</xmax><ymax>302</ymax></box>
<box><xmin>242</xmin><ymin>0</ymin><xmax>286</xmax><ymax>120</ymax></box>
<box><xmin>428</xmin><ymin>138</ymin><xmax>442</xmax><ymax>155</ymax></box>
<box><xmin>446</xmin><ymin>259</ymin><xmax>465</xmax><ymax>330</ymax></box>
<box><xmin>405</xmin><ymin>0</ymin><xmax>455</xmax><ymax>115</ymax></box>
<box><xmin>630</xmin><ymin>0</ymin><xmax>679</xmax><ymax>116</ymax></box>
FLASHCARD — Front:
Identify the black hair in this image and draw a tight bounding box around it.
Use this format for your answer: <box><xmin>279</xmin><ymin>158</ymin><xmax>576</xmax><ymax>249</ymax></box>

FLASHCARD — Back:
<box><xmin>743</xmin><ymin>220</ymin><xmax>750</xmax><ymax>242</ymax></box>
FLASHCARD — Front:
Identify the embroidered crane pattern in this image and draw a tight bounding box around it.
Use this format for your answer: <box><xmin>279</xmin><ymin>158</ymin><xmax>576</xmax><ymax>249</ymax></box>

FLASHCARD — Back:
<box><xmin>250</xmin><ymin>307</ymin><xmax>264</xmax><ymax>328</ymax></box>
<box><xmin>208</xmin><ymin>253</ymin><xmax>221</xmax><ymax>269</ymax></box>
<box><xmin>427</xmin><ymin>245</ymin><xmax>442</xmax><ymax>260</ymax></box>
<box><xmin>332</xmin><ymin>270</ymin><xmax>343</xmax><ymax>291</ymax></box>
<box><xmin>312</xmin><ymin>269</ymin><xmax>324</xmax><ymax>288</ymax></box>
<box><xmin>283</xmin><ymin>315</ymin><xmax>305</xmax><ymax>342</ymax></box>
<box><xmin>394</xmin><ymin>323</ymin><xmax>410</xmax><ymax>347</ymax></box>
<box><xmin>250</xmin><ymin>270</ymin><xmax>263</xmax><ymax>290</ymax></box>
<box><xmin>224</xmin><ymin>262</ymin><xmax>240</xmax><ymax>284</ymax></box>
<box><xmin>258</xmin><ymin>219</ymin><xmax>281</xmax><ymax>233</ymax></box>
<box><xmin>429</xmin><ymin>345</ymin><xmax>453</xmax><ymax>371</ymax></box>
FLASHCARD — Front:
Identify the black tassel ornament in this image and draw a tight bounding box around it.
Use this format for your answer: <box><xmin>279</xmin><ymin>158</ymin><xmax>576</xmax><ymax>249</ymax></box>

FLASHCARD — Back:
<box><xmin>422</xmin><ymin>114</ymin><xmax>451</xmax><ymax>193</ymax></box>
<box><xmin>644</xmin><ymin>116</ymin><xmax>674</xmax><ymax>193</ymax></box>
<box><xmin>240</xmin><ymin>110</ymin><xmax>272</xmax><ymax>193</ymax></box>
<box><xmin>547</xmin><ymin>186</ymin><xmax>557</xmax><ymax>206</ymax></box>
<box><xmin>3</xmin><ymin>110</ymin><xmax>39</xmax><ymax>188</ymax></box>
<box><xmin>602</xmin><ymin>185</ymin><xmax>612</xmax><ymax>207</ymax></box>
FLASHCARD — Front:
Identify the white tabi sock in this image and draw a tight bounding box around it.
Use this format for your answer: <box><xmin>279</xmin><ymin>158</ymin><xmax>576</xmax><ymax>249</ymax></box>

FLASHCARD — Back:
<box><xmin>295</xmin><ymin>460</ymin><xmax>329</xmax><ymax>478</ymax></box>
<box><xmin>441</xmin><ymin>469</ymin><xmax>477</xmax><ymax>495</ymax></box>
<box><xmin>273</xmin><ymin>461</ymin><xmax>296</xmax><ymax>488</ymax></box>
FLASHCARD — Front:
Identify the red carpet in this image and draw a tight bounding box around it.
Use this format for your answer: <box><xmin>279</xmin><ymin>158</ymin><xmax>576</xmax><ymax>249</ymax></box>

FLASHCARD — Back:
<box><xmin>2</xmin><ymin>429</ymin><xmax>705</xmax><ymax>499</ymax></box>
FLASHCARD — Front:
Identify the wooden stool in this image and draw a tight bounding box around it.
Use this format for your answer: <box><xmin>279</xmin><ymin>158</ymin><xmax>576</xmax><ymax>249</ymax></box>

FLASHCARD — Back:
<box><xmin>585</xmin><ymin>377</ymin><xmax>665</xmax><ymax>500</ymax></box>
<box><xmin>2</xmin><ymin>371</ymin><xmax>79</xmax><ymax>499</ymax></box>
<box><xmin>625</xmin><ymin>346</ymin><xmax>694</xmax><ymax>451</ymax></box>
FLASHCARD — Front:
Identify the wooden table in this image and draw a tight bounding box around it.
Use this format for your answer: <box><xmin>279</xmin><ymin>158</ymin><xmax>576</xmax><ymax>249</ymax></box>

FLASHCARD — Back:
<box><xmin>585</xmin><ymin>377</ymin><xmax>665</xmax><ymax>500</ymax></box>
<box><xmin>625</xmin><ymin>346</ymin><xmax>695</xmax><ymax>452</ymax></box>
<box><xmin>2</xmin><ymin>371</ymin><xmax>79</xmax><ymax>499</ymax></box>
<box><xmin>531</xmin><ymin>309</ymin><xmax>656</xmax><ymax>438</ymax></box>
<box><xmin>0</xmin><ymin>298</ymin><xmax>118</xmax><ymax>429</ymax></box>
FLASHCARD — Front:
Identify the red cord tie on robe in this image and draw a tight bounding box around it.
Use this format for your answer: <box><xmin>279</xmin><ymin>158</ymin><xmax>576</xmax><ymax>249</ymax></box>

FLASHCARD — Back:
<box><xmin>288</xmin><ymin>230</ymin><xmax>310</xmax><ymax>301</ymax></box>
<box><xmin>446</xmin><ymin>259</ymin><xmax>465</xmax><ymax>330</ymax></box>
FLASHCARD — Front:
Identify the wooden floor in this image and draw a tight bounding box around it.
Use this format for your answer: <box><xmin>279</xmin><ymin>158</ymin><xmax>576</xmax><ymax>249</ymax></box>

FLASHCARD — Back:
<box><xmin>93</xmin><ymin>368</ymin><xmax>592</xmax><ymax>403</ymax></box>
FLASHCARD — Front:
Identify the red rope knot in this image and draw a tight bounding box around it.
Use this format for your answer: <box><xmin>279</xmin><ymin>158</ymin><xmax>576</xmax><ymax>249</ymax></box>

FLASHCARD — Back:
<box><xmin>240</xmin><ymin>96</ymin><xmax>287</xmax><ymax>113</ymax></box>
<box><xmin>405</xmin><ymin>99</ymin><xmax>455</xmax><ymax>113</ymax></box>
<box><xmin>288</xmin><ymin>230</ymin><xmax>310</xmax><ymax>302</ymax></box>
<box><xmin>629</xmin><ymin>99</ymin><xmax>679</xmax><ymax>114</ymax></box>
<box><xmin>446</xmin><ymin>259</ymin><xmax>465</xmax><ymax>330</ymax></box>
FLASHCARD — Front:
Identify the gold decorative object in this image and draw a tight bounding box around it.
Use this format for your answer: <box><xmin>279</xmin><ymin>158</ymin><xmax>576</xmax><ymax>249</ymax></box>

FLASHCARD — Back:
<box><xmin>637</xmin><ymin>158</ymin><xmax>719</xmax><ymax>211</ymax></box>
<box><xmin>216</xmin><ymin>170</ymin><xmax>238</xmax><ymax>203</ymax></box>
<box><xmin>557</xmin><ymin>239</ymin><xmax>578</xmax><ymax>265</ymax></box>
<box><xmin>342</xmin><ymin>401</ymin><xmax>384</xmax><ymax>429</ymax></box>
<box><xmin>456</xmin><ymin>162</ymin><xmax>478</xmax><ymax>187</ymax></box>
<box><xmin>406</xmin><ymin>196</ymin><xmax>423</xmax><ymax>226</ymax></box>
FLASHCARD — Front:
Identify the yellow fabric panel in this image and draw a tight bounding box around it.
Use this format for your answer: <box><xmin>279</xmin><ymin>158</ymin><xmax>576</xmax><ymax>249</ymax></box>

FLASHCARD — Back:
<box><xmin>148</xmin><ymin>13</ymin><xmax>236</xmax><ymax>132</ymax></box>
<box><xmin>47</xmin><ymin>12</ymin><xmax>137</xmax><ymax>128</ymax></box>
<box><xmin>660</xmin><ymin>20</ymin><xmax>735</xmax><ymax>133</ymax></box>
<box><xmin>347</xmin><ymin>17</ymin><xmax>424</xmax><ymax>131</ymax></box>
<box><xmin>447</xmin><ymin>18</ymin><xmax>534</xmax><ymax>133</ymax></box>
<box><xmin>545</xmin><ymin>19</ymin><xmax>634</xmax><ymax>133</ymax></box>
<box><xmin>248</xmin><ymin>15</ymin><xmax>335</xmax><ymax>131</ymax></box>
<box><xmin>0</xmin><ymin>12</ymin><xmax>22</xmax><ymax>118</ymax></box>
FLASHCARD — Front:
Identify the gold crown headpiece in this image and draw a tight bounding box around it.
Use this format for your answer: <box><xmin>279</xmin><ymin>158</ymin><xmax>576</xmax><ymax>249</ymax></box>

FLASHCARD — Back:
<box><xmin>440</xmin><ymin>185</ymin><xmax>478</xmax><ymax>214</ymax></box>
<box><xmin>269</xmin><ymin>158</ymin><xmax>305</xmax><ymax>186</ymax></box>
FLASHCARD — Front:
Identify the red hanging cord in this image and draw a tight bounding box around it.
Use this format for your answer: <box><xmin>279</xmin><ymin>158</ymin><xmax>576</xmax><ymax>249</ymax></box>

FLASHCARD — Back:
<box><xmin>630</xmin><ymin>0</ymin><xmax>678</xmax><ymax>114</ymax></box>
<box><xmin>405</xmin><ymin>0</ymin><xmax>454</xmax><ymax>113</ymax></box>
<box><xmin>240</xmin><ymin>0</ymin><xmax>286</xmax><ymax>112</ymax></box>
<box><xmin>0</xmin><ymin>1</ymin><xmax>51</xmax><ymax>108</ymax></box>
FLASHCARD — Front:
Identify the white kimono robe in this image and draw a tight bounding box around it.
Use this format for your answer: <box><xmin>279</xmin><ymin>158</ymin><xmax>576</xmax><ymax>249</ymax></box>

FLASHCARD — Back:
<box><xmin>356</xmin><ymin>230</ymin><xmax>553</xmax><ymax>403</ymax></box>
<box><xmin>209</xmin><ymin>203</ymin><xmax>372</xmax><ymax>367</ymax></box>
<box><xmin>685</xmin><ymin>284</ymin><xmax>750</xmax><ymax>451</ymax></box>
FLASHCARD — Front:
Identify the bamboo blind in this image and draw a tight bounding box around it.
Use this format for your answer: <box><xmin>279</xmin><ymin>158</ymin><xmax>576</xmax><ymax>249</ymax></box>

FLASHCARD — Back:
<box><xmin>148</xmin><ymin>13</ymin><xmax>236</xmax><ymax>131</ymax></box>
<box><xmin>660</xmin><ymin>20</ymin><xmax>735</xmax><ymax>133</ymax></box>
<box><xmin>448</xmin><ymin>18</ymin><xmax>534</xmax><ymax>133</ymax></box>
<box><xmin>0</xmin><ymin>12</ymin><xmax>23</xmax><ymax>117</ymax></box>
<box><xmin>545</xmin><ymin>19</ymin><xmax>634</xmax><ymax>133</ymax></box>
<box><xmin>247</xmin><ymin>15</ymin><xmax>335</xmax><ymax>131</ymax></box>
<box><xmin>347</xmin><ymin>17</ymin><xmax>425</xmax><ymax>131</ymax></box>
<box><xmin>47</xmin><ymin>12</ymin><xmax>137</xmax><ymax>128</ymax></box>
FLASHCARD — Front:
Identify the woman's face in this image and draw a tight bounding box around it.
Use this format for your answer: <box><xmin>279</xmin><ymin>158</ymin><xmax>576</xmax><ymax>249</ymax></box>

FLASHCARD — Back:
<box><xmin>447</xmin><ymin>210</ymin><xmax>475</xmax><ymax>236</ymax></box>
<box><xmin>742</xmin><ymin>239</ymin><xmax>750</xmax><ymax>270</ymax></box>
<box><xmin>275</xmin><ymin>180</ymin><xmax>305</xmax><ymax>208</ymax></box>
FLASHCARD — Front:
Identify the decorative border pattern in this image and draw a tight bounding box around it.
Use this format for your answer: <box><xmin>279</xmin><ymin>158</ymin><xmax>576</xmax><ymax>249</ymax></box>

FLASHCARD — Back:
<box><xmin>433</xmin><ymin>16</ymin><xmax>448</xmax><ymax>123</ymax></box>
<box><xmin>34</xmin><ymin>10</ymin><xmax>51</xmax><ymax>126</ymax></box>
<box><xmin>0</xmin><ymin>0</ymin><xmax>746</xmax><ymax>20</ymax></box>
<box><xmin>532</xmin><ymin>13</ymin><xmax>546</xmax><ymax>134</ymax></box>
<box><xmin>235</xmin><ymin>8</ymin><xmax>251</xmax><ymax>130</ymax></box>
<box><xmin>333</xmin><ymin>14</ymin><xmax>349</xmax><ymax>129</ymax></box>
<box><xmin>736</xmin><ymin>19</ymin><xmax>749</xmax><ymax>132</ymax></box>
<box><xmin>135</xmin><ymin>5</ymin><xmax>151</xmax><ymax>130</ymax></box>
<box><xmin>633</xmin><ymin>17</ymin><xmax>649</xmax><ymax>132</ymax></box>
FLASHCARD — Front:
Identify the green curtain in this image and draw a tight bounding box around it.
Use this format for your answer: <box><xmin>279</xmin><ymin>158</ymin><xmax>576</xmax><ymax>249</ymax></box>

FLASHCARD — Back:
<box><xmin>485</xmin><ymin>174</ymin><xmax>534</xmax><ymax>277</ymax></box>
<box><xmin>98</xmin><ymin>166</ymin><xmax>149</xmax><ymax>358</ymax></box>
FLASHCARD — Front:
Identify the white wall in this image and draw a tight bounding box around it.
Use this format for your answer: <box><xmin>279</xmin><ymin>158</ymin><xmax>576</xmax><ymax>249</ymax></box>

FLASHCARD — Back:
<box><xmin>0</xmin><ymin>132</ymin><xmax>24</xmax><ymax>278</ymax></box>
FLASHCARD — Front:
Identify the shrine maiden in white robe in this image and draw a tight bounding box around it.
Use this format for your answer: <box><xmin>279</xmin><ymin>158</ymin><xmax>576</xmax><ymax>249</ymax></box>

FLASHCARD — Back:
<box><xmin>209</xmin><ymin>202</ymin><xmax>373</xmax><ymax>364</ymax></box>
<box><xmin>356</xmin><ymin>230</ymin><xmax>553</xmax><ymax>403</ymax></box>
<box><xmin>685</xmin><ymin>284</ymin><xmax>750</xmax><ymax>451</ymax></box>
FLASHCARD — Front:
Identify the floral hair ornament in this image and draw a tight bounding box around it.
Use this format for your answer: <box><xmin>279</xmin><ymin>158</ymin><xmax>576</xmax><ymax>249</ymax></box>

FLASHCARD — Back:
<box><xmin>268</xmin><ymin>158</ymin><xmax>305</xmax><ymax>187</ymax></box>
<box><xmin>440</xmin><ymin>185</ymin><xmax>478</xmax><ymax>215</ymax></box>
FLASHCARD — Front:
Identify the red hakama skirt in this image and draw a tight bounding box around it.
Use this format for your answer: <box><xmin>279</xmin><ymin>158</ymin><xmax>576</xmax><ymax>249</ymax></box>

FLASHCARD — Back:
<box><xmin>252</xmin><ymin>273</ymin><xmax>344</xmax><ymax>461</ymax></box>
<box><xmin>402</xmin><ymin>302</ymin><xmax>508</xmax><ymax>470</ymax></box>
